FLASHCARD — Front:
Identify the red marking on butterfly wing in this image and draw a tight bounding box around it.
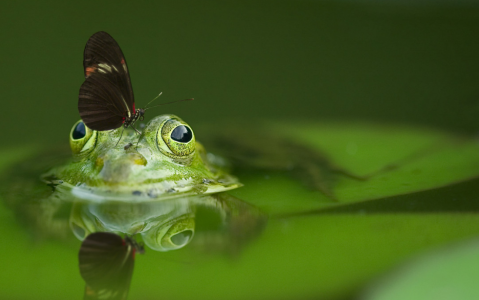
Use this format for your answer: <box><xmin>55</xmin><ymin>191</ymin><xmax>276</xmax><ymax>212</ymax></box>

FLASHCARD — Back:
<box><xmin>85</xmin><ymin>66</ymin><xmax>97</xmax><ymax>78</ymax></box>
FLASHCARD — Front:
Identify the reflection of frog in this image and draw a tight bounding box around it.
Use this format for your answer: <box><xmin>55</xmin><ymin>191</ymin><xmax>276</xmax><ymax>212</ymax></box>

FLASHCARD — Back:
<box><xmin>70</xmin><ymin>193</ymin><xmax>266</xmax><ymax>253</ymax></box>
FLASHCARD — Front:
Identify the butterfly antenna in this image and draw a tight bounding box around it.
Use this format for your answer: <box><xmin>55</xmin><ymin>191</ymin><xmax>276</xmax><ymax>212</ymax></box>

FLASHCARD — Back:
<box><xmin>143</xmin><ymin>98</ymin><xmax>194</xmax><ymax>111</ymax></box>
<box><xmin>143</xmin><ymin>92</ymin><xmax>163</xmax><ymax>109</ymax></box>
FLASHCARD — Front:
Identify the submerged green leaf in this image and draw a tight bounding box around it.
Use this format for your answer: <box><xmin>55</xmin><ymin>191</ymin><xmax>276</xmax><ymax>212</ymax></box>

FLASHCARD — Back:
<box><xmin>229</xmin><ymin>121</ymin><xmax>479</xmax><ymax>215</ymax></box>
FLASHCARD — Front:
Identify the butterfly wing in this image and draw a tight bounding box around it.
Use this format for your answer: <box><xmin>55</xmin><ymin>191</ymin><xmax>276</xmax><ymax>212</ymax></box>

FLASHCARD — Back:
<box><xmin>79</xmin><ymin>232</ymin><xmax>136</xmax><ymax>300</ymax></box>
<box><xmin>78</xmin><ymin>31</ymin><xmax>135</xmax><ymax>131</ymax></box>
<box><xmin>79</xmin><ymin>74</ymin><xmax>129</xmax><ymax>130</ymax></box>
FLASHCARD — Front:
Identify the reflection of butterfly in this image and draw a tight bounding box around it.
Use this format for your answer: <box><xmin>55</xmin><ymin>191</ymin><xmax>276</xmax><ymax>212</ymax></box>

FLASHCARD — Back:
<box><xmin>78</xmin><ymin>232</ymin><xmax>144</xmax><ymax>300</ymax></box>
<box><xmin>78</xmin><ymin>31</ymin><xmax>144</xmax><ymax>132</ymax></box>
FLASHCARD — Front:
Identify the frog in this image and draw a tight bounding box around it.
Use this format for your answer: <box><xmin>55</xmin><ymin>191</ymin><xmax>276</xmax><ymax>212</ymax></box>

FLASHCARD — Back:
<box><xmin>42</xmin><ymin>114</ymin><xmax>243</xmax><ymax>201</ymax></box>
<box><xmin>41</xmin><ymin>111</ymin><xmax>346</xmax><ymax>202</ymax></box>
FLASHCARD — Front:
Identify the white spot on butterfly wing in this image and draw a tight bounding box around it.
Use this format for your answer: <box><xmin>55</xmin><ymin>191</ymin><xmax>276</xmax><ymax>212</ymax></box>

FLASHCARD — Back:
<box><xmin>121</xmin><ymin>97</ymin><xmax>131</xmax><ymax>117</ymax></box>
<box><xmin>98</xmin><ymin>63</ymin><xmax>119</xmax><ymax>73</ymax></box>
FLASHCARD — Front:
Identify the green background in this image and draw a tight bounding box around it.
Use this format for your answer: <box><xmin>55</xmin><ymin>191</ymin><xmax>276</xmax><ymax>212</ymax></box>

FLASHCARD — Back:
<box><xmin>2</xmin><ymin>0</ymin><xmax>479</xmax><ymax>146</ymax></box>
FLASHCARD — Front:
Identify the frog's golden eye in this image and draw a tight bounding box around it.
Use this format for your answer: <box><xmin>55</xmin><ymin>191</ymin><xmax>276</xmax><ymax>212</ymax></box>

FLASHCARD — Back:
<box><xmin>157</xmin><ymin>118</ymin><xmax>196</xmax><ymax>157</ymax></box>
<box><xmin>70</xmin><ymin>120</ymin><xmax>97</xmax><ymax>154</ymax></box>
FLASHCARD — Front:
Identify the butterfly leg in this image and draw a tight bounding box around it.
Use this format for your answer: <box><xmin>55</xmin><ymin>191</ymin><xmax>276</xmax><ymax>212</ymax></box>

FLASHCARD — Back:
<box><xmin>114</xmin><ymin>127</ymin><xmax>126</xmax><ymax>147</ymax></box>
<box><xmin>131</xmin><ymin>124</ymin><xmax>142</xmax><ymax>135</ymax></box>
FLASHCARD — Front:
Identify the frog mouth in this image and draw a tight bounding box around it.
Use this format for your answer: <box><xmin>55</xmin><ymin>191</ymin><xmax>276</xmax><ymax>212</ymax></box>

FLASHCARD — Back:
<box><xmin>55</xmin><ymin>175</ymin><xmax>242</xmax><ymax>203</ymax></box>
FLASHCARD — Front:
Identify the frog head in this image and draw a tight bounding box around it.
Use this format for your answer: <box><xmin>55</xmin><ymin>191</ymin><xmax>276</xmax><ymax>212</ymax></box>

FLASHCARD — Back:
<box><xmin>49</xmin><ymin>114</ymin><xmax>241</xmax><ymax>201</ymax></box>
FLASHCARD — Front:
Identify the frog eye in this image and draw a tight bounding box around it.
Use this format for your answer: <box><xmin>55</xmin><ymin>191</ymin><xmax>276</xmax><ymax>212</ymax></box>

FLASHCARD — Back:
<box><xmin>157</xmin><ymin>118</ymin><xmax>196</xmax><ymax>157</ymax></box>
<box><xmin>70</xmin><ymin>120</ymin><xmax>97</xmax><ymax>154</ymax></box>
<box><xmin>72</xmin><ymin>121</ymin><xmax>86</xmax><ymax>139</ymax></box>
<box><xmin>171</xmin><ymin>125</ymin><xmax>193</xmax><ymax>143</ymax></box>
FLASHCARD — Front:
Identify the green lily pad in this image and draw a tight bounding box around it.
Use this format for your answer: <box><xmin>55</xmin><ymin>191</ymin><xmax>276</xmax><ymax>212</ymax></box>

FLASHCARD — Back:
<box><xmin>230</xmin><ymin>121</ymin><xmax>479</xmax><ymax>215</ymax></box>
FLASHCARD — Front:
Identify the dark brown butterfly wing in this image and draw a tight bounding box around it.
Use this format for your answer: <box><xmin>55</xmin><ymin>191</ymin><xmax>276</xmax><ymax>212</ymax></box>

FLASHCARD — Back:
<box><xmin>79</xmin><ymin>232</ymin><xmax>136</xmax><ymax>300</ymax></box>
<box><xmin>78</xmin><ymin>31</ymin><xmax>135</xmax><ymax>131</ymax></box>
<box><xmin>79</xmin><ymin>74</ymin><xmax>128</xmax><ymax>130</ymax></box>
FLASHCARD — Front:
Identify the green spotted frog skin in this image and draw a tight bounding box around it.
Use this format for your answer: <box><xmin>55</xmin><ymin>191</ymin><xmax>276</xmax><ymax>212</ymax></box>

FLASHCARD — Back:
<box><xmin>44</xmin><ymin>114</ymin><xmax>241</xmax><ymax>201</ymax></box>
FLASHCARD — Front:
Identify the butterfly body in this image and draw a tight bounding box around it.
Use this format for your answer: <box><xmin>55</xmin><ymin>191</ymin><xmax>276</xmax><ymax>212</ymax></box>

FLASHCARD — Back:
<box><xmin>123</xmin><ymin>107</ymin><xmax>145</xmax><ymax>129</ymax></box>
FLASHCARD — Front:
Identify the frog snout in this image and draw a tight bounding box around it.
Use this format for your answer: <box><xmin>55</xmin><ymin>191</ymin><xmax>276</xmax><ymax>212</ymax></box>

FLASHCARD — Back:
<box><xmin>98</xmin><ymin>152</ymin><xmax>147</xmax><ymax>183</ymax></box>
<box><xmin>129</xmin><ymin>153</ymin><xmax>147</xmax><ymax>166</ymax></box>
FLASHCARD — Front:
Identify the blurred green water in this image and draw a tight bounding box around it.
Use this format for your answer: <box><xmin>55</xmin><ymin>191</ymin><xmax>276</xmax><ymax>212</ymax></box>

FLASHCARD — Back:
<box><xmin>2</xmin><ymin>1</ymin><xmax>479</xmax><ymax>299</ymax></box>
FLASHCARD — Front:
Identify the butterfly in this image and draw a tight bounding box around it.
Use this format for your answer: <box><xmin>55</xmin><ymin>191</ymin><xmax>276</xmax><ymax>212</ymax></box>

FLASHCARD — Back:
<box><xmin>78</xmin><ymin>31</ymin><xmax>145</xmax><ymax>134</ymax></box>
<box><xmin>78</xmin><ymin>232</ymin><xmax>144</xmax><ymax>300</ymax></box>
<box><xmin>78</xmin><ymin>32</ymin><xmax>193</xmax><ymax>139</ymax></box>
